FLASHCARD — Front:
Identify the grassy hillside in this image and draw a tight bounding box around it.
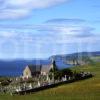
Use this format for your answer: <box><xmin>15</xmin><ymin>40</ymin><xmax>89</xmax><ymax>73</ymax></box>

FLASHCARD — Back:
<box><xmin>91</xmin><ymin>56</ymin><xmax>100</xmax><ymax>62</ymax></box>
<box><xmin>0</xmin><ymin>62</ymin><xmax>100</xmax><ymax>100</ymax></box>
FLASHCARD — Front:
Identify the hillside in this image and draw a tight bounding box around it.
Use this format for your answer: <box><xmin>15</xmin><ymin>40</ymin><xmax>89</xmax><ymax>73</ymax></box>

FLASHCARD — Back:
<box><xmin>0</xmin><ymin>62</ymin><xmax>100</xmax><ymax>100</ymax></box>
<box><xmin>49</xmin><ymin>51</ymin><xmax>100</xmax><ymax>65</ymax></box>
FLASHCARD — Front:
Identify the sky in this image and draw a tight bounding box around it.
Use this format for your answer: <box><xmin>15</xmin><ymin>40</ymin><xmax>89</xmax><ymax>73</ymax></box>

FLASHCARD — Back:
<box><xmin>0</xmin><ymin>0</ymin><xmax>100</xmax><ymax>60</ymax></box>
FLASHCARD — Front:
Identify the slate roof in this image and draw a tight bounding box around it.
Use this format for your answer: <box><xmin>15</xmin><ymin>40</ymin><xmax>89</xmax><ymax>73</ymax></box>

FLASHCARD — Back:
<box><xmin>26</xmin><ymin>60</ymin><xmax>55</xmax><ymax>74</ymax></box>
<box><xmin>41</xmin><ymin>64</ymin><xmax>52</xmax><ymax>73</ymax></box>
<box><xmin>28</xmin><ymin>65</ymin><xmax>41</xmax><ymax>73</ymax></box>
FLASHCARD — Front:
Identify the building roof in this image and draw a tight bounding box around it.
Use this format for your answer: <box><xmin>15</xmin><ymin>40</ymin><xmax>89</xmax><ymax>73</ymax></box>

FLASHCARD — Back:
<box><xmin>41</xmin><ymin>64</ymin><xmax>52</xmax><ymax>73</ymax></box>
<box><xmin>28</xmin><ymin>65</ymin><xmax>41</xmax><ymax>73</ymax></box>
<box><xmin>25</xmin><ymin>60</ymin><xmax>55</xmax><ymax>74</ymax></box>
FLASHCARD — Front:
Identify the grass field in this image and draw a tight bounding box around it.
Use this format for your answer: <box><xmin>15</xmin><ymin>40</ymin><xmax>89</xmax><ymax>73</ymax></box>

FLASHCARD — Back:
<box><xmin>0</xmin><ymin>62</ymin><xmax>100</xmax><ymax>100</ymax></box>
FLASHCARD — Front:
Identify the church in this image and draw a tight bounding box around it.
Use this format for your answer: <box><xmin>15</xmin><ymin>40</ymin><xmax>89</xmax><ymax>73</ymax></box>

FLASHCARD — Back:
<box><xmin>23</xmin><ymin>60</ymin><xmax>54</xmax><ymax>79</ymax></box>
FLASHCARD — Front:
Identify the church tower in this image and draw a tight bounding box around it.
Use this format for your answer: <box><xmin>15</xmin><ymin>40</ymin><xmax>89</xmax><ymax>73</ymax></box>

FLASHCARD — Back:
<box><xmin>50</xmin><ymin>58</ymin><xmax>58</xmax><ymax>71</ymax></box>
<box><xmin>50</xmin><ymin>58</ymin><xmax>54</xmax><ymax>69</ymax></box>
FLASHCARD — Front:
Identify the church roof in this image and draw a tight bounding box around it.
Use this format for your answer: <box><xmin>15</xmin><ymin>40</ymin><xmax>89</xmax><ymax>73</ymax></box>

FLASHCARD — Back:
<box><xmin>28</xmin><ymin>65</ymin><xmax>41</xmax><ymax>73</ymax></box>
<box><xmin>25</xmin><ymin>60</ymin><xmax>56</xmax><ymax>74</ymax></box>
<box><xmin>41</xmin><ymin>64</ymin><xmax>52</xmax><ymax>73</ymax></box>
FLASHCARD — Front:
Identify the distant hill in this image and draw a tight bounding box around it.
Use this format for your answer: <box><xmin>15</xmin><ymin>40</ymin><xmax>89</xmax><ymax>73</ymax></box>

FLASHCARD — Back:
<box><xmin>49</xmin><ymin>51</ymin><xmax>100</xmax><ymax>65</ymax></box>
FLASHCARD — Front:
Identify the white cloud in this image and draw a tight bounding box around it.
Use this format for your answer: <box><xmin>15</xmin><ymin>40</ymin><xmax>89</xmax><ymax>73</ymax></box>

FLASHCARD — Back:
<box><xmin>45</xmin><ymin>18</ymin><xmax>86</xmax><ymax>25</ymax></box>
<box><xmin>0</xmin><ymin>9</ymin><xmax>30</xmax><ymax>19</ymax></box>
<box><xmin>0</xmin><ymin>0</ymin><xmax>68</xmax><ymax>19</ymax></box>
<box><xmin>7</xmin><ymin>0</ymin><xmax>67</xmax><ymax>8</ymax></box>
<box><xmin>0</xmin><ymin>31</ymin><xmax>15</xmax><ymax>38</ymax></box>
<box><xmin>0</xmin><ymin>16</ymin><xmax>98</xmax><ymax>45</ymax></box>
<box><xmin>0</xmin><ymin>24</ymin><xmax>98</xmax><ymax>44</ymax></box>
<box><xmin>37</xmin><ymin>25</ymin><xmax>94</xmax><ymax>37</ymax></box>
<box><xmin>0</xmin><ymin>24</ymin><xmax>99</xmax><ymax>59</ymax></box>
<box><xmin>0</xmin><ymin>23</ymin><xmax>95</xmax><ymax>42</ymax></box>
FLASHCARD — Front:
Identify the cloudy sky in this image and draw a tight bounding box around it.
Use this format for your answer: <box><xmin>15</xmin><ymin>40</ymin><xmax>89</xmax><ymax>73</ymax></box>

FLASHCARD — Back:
<box><xmin>0</xmin><ymin>0</ymin><xmax>100</xmax><ymax>60</ymax></box>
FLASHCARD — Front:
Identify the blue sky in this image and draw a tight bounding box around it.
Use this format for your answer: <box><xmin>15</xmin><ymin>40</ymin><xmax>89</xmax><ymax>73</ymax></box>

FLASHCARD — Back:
<box><xmin>0</xmin><ymin>0</ymin><xmax>100</xmax><ymax>60</ymax></box>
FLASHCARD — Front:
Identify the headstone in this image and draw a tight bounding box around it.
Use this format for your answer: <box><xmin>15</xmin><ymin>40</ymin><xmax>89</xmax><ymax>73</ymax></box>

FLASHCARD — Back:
<box><xmin>68</xmin><ymin>76</ymin><xmax>71</xmax><ymax>80</ymax></box>
<box><xmin>47</xmin><ymin>74</ymin><xmax>49</xmax><ymax>81</ymax></box>
<box><xmin>65</xmin><ymin>75</ymin><xmax>67</xmax><ymax>81</ymax></box>
<box><xmin>38</xmin><ymin>81</ymin><xmax>40</xmax><ymax>87</ymax></box>
<box><xmin>29</xmin><ymin>83</ymin><xmax>32</xmax><ymax>89</ymax></box>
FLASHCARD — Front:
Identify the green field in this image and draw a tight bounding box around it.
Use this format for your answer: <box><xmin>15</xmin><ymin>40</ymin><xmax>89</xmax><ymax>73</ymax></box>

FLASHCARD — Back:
<box><xmin>0</xmin><ymin>62</ymin><xmax>100</xmax><ymax>100</ymax></box>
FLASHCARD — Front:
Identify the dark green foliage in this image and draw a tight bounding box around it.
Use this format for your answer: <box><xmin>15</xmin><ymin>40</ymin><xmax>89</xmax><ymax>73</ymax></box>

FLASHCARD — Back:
<box><xmin>0</xmin><ymin>77</ymin><xmax>11</xmax><ymax>86</ymax></box>
<box><xmin>61</xmin><ymin>68</ymin><xmax>73</xmax><ymax>77</ymax></box>
<box><xmin>0</xmin><ymin>80</ymin><xmax>11</xmax><ymax>86</ymax></box>
<box><xmin>49</xmin><ymin>60</ymin><xmax>73</xmax><ymax>80</ymax></box>
<box><xmin>54</xmin><ymin>71</ymin><xmax>62</xmax><ymax>80</ymax></box>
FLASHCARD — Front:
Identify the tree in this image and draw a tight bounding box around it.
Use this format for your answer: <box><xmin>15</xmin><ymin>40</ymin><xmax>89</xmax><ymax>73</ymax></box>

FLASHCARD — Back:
<box><xmin>61</xmin><ymin>68</ymin><xmax>73</xmax><ymax>77</ymax></box>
